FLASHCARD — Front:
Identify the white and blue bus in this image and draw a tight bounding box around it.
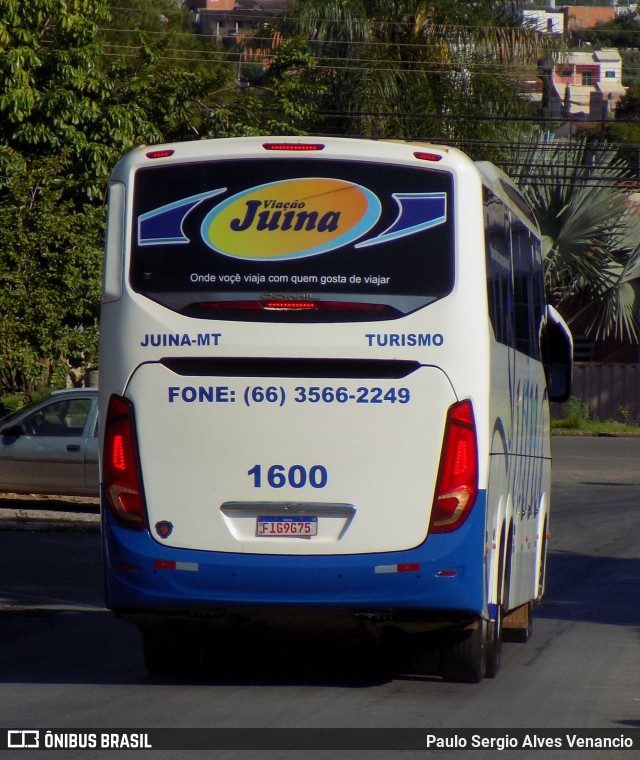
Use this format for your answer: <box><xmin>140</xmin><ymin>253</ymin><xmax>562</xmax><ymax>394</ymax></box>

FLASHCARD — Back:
<box><xmin>99</xmin><ymin>137</ymin><xmax>572</xmax><ymax>682</ymax></box>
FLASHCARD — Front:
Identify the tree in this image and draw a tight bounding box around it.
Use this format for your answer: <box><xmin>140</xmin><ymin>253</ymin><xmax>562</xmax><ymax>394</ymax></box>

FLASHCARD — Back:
<box><xmin>0</xmin><ymin>149</ymin><xmax>103</xmax><ymax>392</ymax></box>
<box><xmin>202</xmin><ymin>33</ymin><xmax>327</xmax><ymax>137</ymax></box>
<box><xmin>0</xmin><ymin>1</ymin><xmax>119</xmax><ymax>394</ymax></box>
<box><xmin>507</xmin><ymin>137</ymin><xmax>640</xmax><ymax>342</ymax></box>
<box><xmin>280</xmin><ymin>0</ymin><xmax>544</xmax><ymax>157</ymax></box>
<box><xmin>614</xmin><ymin>83</ymin><xmax>640</xmax><ymax>121</ymax></box>
<box><xmin>0</xmin><ymin>2</ymin><xmax>216</xmax><ymax>395</ymax></box>
<box><xmin>99</xmin><ymin>0</ymin><xmax>233</xmax><ymax>144</ymax></box>
<box><xmin>0</xmin><ymin>1</ymin><xmax>322</xmax><ymax>398</ymax></box>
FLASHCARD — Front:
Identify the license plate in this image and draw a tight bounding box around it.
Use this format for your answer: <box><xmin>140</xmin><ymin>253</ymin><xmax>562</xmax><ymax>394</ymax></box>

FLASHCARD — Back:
<box><xmin>256</xmin><ymin>516</ymin><xmax>317</xmax><ymax>537</ymax></box>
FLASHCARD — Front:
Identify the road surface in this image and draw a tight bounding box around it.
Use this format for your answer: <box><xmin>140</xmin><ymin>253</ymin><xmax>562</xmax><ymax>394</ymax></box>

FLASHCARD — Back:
<box><xmin>0</xmin><ymin>436</ymin><xmax>639</xmax><ymax>758</ymax></box>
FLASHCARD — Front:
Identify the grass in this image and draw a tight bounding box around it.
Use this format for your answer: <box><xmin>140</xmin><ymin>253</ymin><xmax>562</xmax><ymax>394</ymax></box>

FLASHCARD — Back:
<box><xmin>552</xmin><ymin>419</ymin><xmax>640</xmax><ymax>435</ymax></box>
<box><xmin>552</xmin><ymin>396</ymin><xmax>640</xmax><ymax>436</ymax></box>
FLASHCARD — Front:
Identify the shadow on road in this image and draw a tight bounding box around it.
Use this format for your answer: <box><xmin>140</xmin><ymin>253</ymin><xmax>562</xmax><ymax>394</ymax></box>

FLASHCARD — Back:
<box><xmin>537</xmin><ymin>550</ymin><xmax>640</xmax><ymax>628</ymax></box>
<box><xmin>0</xmin><ymin>605</ymin><xmax>397</xmax><ymax>687</ymax></box>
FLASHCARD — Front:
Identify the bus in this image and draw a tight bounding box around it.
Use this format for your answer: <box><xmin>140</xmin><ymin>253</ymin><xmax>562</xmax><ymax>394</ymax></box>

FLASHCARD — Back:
<box><xmin>99</xmin><ymin>136</ymin><xmax>572</xmax><ymax>682</ymax></box>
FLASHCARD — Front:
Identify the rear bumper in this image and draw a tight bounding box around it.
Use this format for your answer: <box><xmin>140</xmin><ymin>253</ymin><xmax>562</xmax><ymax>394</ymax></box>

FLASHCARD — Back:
<box><xmin>102</xmin><ymin>491</ymin><xmax>486</xmax><ymax>619</ymax></box>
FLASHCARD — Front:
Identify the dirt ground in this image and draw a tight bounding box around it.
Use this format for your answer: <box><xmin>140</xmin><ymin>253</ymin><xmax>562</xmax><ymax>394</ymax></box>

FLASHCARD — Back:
<box><xmin>0</xmin><ymin>492</ymin><xmax>99</xmax><ymax>531</ymax></box>
<box><xmin>0</xmin><ymin>492</ymin><xmax>98</xmax><ymax>511</ymax></box>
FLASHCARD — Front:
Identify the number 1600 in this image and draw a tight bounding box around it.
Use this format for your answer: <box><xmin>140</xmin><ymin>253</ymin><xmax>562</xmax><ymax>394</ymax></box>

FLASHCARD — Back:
<box><xmin>248</xmin><ymin>464</ymin><xmax>328</xmax><ymax>489</ymax></box>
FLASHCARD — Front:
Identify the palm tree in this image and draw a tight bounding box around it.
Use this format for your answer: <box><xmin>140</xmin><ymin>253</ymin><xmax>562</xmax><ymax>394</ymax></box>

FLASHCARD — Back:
<box><xmin>507</xmin><ymin>136</ymin><xmax>640</xmax><ymax>342</ymax></box>
<box><xmin>279</xmin><ymin>0</ymin><xmax>544</xmax><ymax>154</ymax></box>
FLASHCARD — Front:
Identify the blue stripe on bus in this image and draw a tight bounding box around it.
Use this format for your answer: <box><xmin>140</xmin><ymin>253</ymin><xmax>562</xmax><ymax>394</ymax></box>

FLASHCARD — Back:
<box><xmin>103</xmin><ymin>491</ymin><xmax>487</xmax><ymax>615</ymax></box>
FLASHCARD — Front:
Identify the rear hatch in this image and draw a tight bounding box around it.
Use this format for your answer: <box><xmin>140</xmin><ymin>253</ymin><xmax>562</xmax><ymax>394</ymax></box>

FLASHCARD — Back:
<box><xmin>127</xmin><ymin>359</ymin><xmax>456</xmax><ymax>555</ymax></box>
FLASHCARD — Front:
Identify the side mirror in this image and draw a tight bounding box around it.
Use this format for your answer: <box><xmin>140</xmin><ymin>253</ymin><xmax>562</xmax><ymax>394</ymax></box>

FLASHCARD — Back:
<box><xmin>1</xmin><ymin>423</ymin><xmax>25</xmax><ymax>438</ymax></box>
<box><xmin>541</xmin><ymin>305</ymin><xmax>573</xmax><ymax>403</ymax></box>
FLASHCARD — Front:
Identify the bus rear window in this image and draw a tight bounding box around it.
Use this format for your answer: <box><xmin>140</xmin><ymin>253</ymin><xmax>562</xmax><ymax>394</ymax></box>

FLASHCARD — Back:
<box><xmin>129</xmin><ymin>158</ymin><xmax>454</xmax><ymax>321</ymax></box>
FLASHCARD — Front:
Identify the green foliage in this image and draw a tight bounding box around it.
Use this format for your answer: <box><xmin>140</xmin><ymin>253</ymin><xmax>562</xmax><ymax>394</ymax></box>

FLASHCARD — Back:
<box><xmin>0</xmin><ymin>1</ymin><xmax>116</xmax><ymax>201</ymax></box>
<box><xmin>563</xmin><ymin>396</ymin><xmax>590</xmax><ymax>429</ymax></box>
<box><xmin>282</xmin><ymin>0</ymin><xmax>543</xmax><ymax>149</ymax></box>
<box><xmin>100</xmin><ymin>0</ymin><xmax>233</xmax><ymax>143</ymax></box>
<box><xmin>200</xmin><ymin>34</ymin><xmax>327</xmax><ymax>137</ymax></box>
<box><xmin>0</xmin><ymin>1</ymin><xmax>132</xmax><ymax>392</ymax></box>
<box><xmin>0</xmin><ymin>0</ymin><xmax>322</xmax><ymax>395</ymax></box>
<box><xmin>0</xmin><ymin>0</ymin><xmax>219</xmax><ymax>391</ymax></box>
<box><xmin>0</xmin><ymin>146</ymin><xmax>103</xmax><ymax>392</ymax></box>
<box><xmin>615</xmin><ymin>83</ymin><xmax>640</xmax><ymax>121</ymax></box>
<box><xmin>508</xmin><ymin>136</ymin><xmax>640</xmax><ymax>343</ymax></box>
<box><xmin>0</xmin><ymin>394</ymin><xmax>28</xmax><ymax>419</ymax></box>
<box><xmin>261</xmin><ymin>35</ymin><xmax>328</xmax><ymax>134</ymax></box>
<box><xmin>552</xmin><ymin>396</ymin><xmax>640</xmax><ymax>434</ymax></box>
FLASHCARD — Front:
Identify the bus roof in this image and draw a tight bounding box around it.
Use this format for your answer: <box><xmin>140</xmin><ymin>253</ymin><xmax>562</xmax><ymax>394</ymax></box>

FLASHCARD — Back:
<box><xmin>474</xmin><ymin>160</ymin><xmax>539</xmax><ymax>233</ymax></box>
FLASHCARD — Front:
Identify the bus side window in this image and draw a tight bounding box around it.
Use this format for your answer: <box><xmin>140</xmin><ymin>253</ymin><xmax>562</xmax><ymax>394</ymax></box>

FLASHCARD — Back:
<box><xmin>512</xmin><ymin>220</ymin><xmax>542</xmax><ymax>360</ymax></box>
<box><xmin>485</xmin><ymin>194</ymin><xmax>513</xmax><ymax>348</ymax></box>
<box><xmin>532</xmin><ymin>237</ymin><xmax>546</xmax><ymax>354</ymax></box>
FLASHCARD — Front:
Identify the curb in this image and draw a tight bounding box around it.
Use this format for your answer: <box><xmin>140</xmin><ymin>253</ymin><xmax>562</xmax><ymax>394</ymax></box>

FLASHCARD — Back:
<box><xmin>0</xmin><ymin>509</ymin><xmax>100</xmax><ymax>533</ymax></box>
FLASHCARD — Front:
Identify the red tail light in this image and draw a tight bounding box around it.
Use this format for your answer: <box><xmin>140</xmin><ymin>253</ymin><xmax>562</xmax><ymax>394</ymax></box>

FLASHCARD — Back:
<box><xmin>103</xmin><ymin>395</ymin><xmax>147</xmax><ymax>529</ymax></box>
<box><xmin>429</xmin><ymin>399</ymin><xmax>478</xmax><ymax>533</ymax></box>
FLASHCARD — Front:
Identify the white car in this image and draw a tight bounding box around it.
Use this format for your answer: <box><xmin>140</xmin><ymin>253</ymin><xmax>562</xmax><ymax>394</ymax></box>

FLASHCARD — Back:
<box><xmin>0</xmin><ymin>388</ymin><xmax>99</xmax><ymax>497</ymax></box>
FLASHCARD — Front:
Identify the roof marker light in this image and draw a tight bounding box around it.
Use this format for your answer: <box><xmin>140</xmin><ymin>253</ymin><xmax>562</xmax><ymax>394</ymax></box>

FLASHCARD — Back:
<box><xmin>262</xmin><ymin>142</ymin><xmax>325</xmax><ymax>151</ymax></box>
<box><xmin>413</xmin><ymin>151</ymin><xmax>443</xmax><ymax>162</ymax></box>
<box><xmin>146</xmin><ymin>149</ymin><xmax>175</xmax><ymax>159</ymax></box>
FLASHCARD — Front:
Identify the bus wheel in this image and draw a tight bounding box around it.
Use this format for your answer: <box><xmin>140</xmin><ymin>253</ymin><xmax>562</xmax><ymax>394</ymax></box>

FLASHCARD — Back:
<box><xmin>142</xmin><ymin>626</ymin><xmax>203</xmax><ymax>678</ymax></box>
<box><xmin>440</xmin><ymin>621</ymin><xmax>485</xmax><ymax>683</ymax></box>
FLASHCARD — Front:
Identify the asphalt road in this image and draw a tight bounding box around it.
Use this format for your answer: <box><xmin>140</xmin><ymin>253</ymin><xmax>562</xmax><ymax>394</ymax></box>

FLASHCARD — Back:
<box><xmin>0</xmin><ymin>436</ymin><xmax>639</xmax><ymax>759</ymax></box>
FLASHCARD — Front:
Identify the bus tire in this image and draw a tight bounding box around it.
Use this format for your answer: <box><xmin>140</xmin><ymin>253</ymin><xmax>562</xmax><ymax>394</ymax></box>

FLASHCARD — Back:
<box><xmin>440</xmin><ymin>622</ymin><xmax>485</xmax><ymax>683</ymax></box>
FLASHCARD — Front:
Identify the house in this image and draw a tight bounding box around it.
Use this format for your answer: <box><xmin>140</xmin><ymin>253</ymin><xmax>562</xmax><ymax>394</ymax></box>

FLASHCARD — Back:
<box><xmin>544</xmin><ymin>48</ymin><xmax>627</xmax><ymax>120</ymax></box>
<box><xmin>184</xmin><ymin>0</ymin><xmax>289</xmax><ymax>47</ymax></box>
<box><xmin>565</xmin><ymin>5</ymin><xmax>616</xmax><ymax>30</ymax></box>
<box><xmin>522</xmin><ymin>6</ymin><xmax>566</xmax><ymax>35</ymax></box>
<box><xmin>521</xmin><ymin>3</ymin><xmax>638</xmax><ymax>35</ymax></box>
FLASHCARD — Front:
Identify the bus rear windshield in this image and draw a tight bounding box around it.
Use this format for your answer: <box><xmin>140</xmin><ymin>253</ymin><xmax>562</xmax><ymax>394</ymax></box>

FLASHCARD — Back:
<box><xmin>129</xmin><ymin>158</ymin><xmax>454</xmax><ymax>322</ymax></box>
